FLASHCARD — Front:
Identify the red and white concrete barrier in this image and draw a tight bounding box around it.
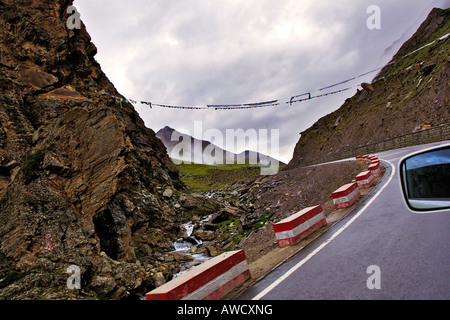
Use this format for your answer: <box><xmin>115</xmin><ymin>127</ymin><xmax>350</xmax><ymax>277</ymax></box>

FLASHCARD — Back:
<box><xmin>331</xmin><ymin>182</ymin><xmax>361</xmax><ymax>209</ymax></box>
<box><xmin>145</xmin><ymin>250</ymin><xmax>250</xmax><ymax>300</ymax></box>
<box><xmin>368</xmin><ymin>161</ymin><xmax>381</xmax><ymax>177</ymax></box>
<box><xmin>273</xmin><ymin>205</ymin><xmax>327</xmax><ymax>247</ymax></box>
<box><xmin>355</xmin><ymin>170</ymin><xmax>374</xmax><ymax>189</ymax></box>
<box><xmin>365</xmin><ymin>156</ymin><xmax>376</xmax><ymax>164</ymax></box>
<box><xmin>357</xmin><ymin>155</ymin><xmax>370</xmax><ymax>162</ymax></box>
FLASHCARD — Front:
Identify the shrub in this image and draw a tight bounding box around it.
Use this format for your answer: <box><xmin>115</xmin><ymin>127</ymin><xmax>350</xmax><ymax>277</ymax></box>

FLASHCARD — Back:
<box><xmin>20</xmin><ymin>149</ymin><xmax>45</xmax><ymax>183</ymax></box>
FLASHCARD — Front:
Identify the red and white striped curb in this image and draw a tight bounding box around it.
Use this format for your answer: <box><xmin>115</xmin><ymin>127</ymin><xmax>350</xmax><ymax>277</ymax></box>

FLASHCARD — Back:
<box><xmin>145</xmin><ymin>250</ymin><xmax>250</xmax><ymax>300</ymax></box>
<box><xmin>273</xmin><ymin>205</ymin><xmax>327</xmax><ymax>247</ymax></box>
<box><xmin>355</xmin><ymin>170</ymin><xmax>374</xmax><ymax>189</ymax></box>
<box><xmin>356</xmin><ymin>155</ymin><xmax>374</xmax><ymax>163</ymax></box>
<box><xmin>368</xmin><ymin>161</ymin><xmax>381</xmax><ymax>177</ymax></box>
<box><xmin>331</xmin><ymin>182</ymin><xmax>361</xmax><ymax>209</ymax></box>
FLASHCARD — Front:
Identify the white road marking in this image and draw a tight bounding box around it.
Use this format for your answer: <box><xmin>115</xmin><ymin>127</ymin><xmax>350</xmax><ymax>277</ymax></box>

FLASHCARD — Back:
<box><xmin>252</xmin><ymin>159</ymin><xmax>396</xmax><ymax>300</ymax></box>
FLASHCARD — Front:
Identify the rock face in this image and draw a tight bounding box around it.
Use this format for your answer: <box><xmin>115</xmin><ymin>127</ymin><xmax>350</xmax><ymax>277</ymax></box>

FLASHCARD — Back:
<box><xmin>0</xmin><ymin>0</ymin><xmax>186</xmax><ymax>299</ymax></box>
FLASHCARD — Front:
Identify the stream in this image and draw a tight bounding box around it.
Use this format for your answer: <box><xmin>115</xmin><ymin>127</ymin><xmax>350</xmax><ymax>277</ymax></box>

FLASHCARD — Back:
<box><xmin>172</xmin><ymin>221</ymin><xmax>210</xmax><ymax>279</ymax></box>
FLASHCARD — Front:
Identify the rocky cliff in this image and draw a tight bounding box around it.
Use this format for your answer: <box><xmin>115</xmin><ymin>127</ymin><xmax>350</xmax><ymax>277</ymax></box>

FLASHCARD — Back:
<box><xmin>0</xmin><ymin>0</ymin><xmax>187</xmax><ymax>299</ymax></box>
<box><xmin>287</xmin><ymin>8</ymin><xmax>449</xmax><ymax>169</ymax></box>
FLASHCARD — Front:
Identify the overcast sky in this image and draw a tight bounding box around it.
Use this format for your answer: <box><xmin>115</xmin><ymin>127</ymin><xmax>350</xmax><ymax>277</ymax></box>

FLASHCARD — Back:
<box><xmin>74</xmin><ymin>0</ymin><xmax>449</xmax><ymax>163</ymax></box>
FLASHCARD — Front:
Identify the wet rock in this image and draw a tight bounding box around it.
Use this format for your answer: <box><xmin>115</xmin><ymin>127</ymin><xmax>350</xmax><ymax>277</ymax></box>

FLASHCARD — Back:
<box><xmin>172</xmin><ymin>252</ymin><xmax>194</xmax><ymax>263</ymax></box>
<box><xmin>189</xmin><ymin>246</ymin><xmax>198</xmax><ymax>254</ymax></box>
<box><xmin>203</xmin><ymin>223</ymin><xmax>216</xmax><ymax>231</ymax></box>
<box><xmin>181</xmin><ymin>234</ymin><xmax>198</xmax><ymax>246</ymax></box>
<box><xmin>193</xmin><ymin>230</ymin><xmax>215</xmax><ymax>241</ymax></box>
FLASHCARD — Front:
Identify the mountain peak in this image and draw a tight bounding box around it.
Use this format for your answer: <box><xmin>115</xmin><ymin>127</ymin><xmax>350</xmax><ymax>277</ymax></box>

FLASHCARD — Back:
<box><xmin>159</xmin><ymin>125</ymin><xmax>175</xmax><ymax>132</ymax></box>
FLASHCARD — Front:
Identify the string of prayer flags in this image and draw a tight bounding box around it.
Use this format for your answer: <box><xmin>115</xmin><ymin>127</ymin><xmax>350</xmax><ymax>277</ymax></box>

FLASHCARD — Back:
<box><xmin>319</xmin><ymin>77</ymin><xmax>355</xmax><ymax>91</ymax></box>
<box><xmin>141</xmin><ymin>101</ymin><xmax>152</xmax><ymax>108</ymax></box>
<box><xmin>208</xmin><ymin>100</ymin><xmax>280</xmax><ymax>110</ymax></box>
<box><xmin>107</xmin><ymin>31</ymin><xmax>447</xmax><ymax>112</ymax></box>
<box><xmin>313</xmin><ymin>87</ymin><xmax>352</xmax><ymax>99</ymax></box>
<box><xmin>287</xmin><ymin>87</ymin><xmax>352</xmax><ymax>105</ymax></box>
<box><xmin>289</xmin><ymin>92</ymin><xmax>311</xmax><ymax>105</ymax></box>
<box><xmin>371</xmin><ymin>61</ymin><xmax>423</xmax><ymax>84</ymax></box>
<box><xmin>212</xmin><ymin>100</ymin><xmax>280</xmax><ymax>110</ymax></box>
<box><xmin>153</xmin><ymin>103</ymin><xmax>207</xmax><ymax>110</ymax></box>
<box><xmin>243</xmin><ymin>100</ymin><xmax>279</xmax><ymax>107</ymax></box>
<box><xmin>212</xmin><ymin>106</ymin><xmax>241</xmax><ymax>110</ymax></box>
<box><xmin>358</xmin><ymin>67</ymin><xmax>382</xmax><ymax>78</ymax></box>
<box><xmin>109</xmin><ymin>57</ymin><xmax>417</xmax><ymax>111</ymax></box>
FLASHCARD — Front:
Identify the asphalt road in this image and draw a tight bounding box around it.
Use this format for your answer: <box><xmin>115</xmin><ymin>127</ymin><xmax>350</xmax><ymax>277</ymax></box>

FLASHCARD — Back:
<box><xmin>238</xmin><ymin>141</ymin><xmax>450</xmax><ymax>300</ymax></box>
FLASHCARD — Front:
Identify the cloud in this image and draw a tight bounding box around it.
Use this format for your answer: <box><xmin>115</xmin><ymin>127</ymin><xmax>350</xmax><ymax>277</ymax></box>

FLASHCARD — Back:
<box><xmin>75</xmin><ymin>0</ymin><xmax>448</xmax><ymax>163</ymax></box>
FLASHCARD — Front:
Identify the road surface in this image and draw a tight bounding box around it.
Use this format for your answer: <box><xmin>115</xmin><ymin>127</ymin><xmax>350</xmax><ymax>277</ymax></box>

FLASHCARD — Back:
<box><xmin>238</xmin><ymin>141</ymin><xmax>450</xmax><ymax>300</ymax></box>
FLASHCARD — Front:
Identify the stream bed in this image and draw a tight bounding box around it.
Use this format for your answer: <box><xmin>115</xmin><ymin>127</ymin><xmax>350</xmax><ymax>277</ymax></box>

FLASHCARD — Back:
<box><xmin>172</xmin><ymin>222</ymin><xmax>210</xmax><ymax>279</ymax></box>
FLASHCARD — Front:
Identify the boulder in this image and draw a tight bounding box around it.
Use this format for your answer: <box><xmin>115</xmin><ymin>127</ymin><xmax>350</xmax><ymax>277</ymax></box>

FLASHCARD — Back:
<box><xmin>162</xmin><ymin>188</ymin><xmax>173</xmax><ymax>198</ymax></box>
<box><xmin>172</xmin><ymin>252</ymin><xmax>194</xmax><ymax>263</ymax></box>
<box><xmin>152</xmin><ymin>272</ymin><xmax>166</xmax><ymax>287</ymax></box>
<box><xmin>89</xmin><ymin>276</ymin><xmax>117</xmax><ymax>296</ymax></box>
<box><xmin>205</xmin><ymin>246</ymin><xmax>218</xmax><ymax>257</ymax></box>
<box><xmin>193</xmin><ymin>229</ymin><xmax>215</xmax><ymax>241</ymax></box>
<box><xmin>183</xmin><ymin>194</ymin><xmax>206</xmax><ymax>209</ymax></box>
<box><xmin>361</xmin><ymin>82</ymin><xmax>374</xmax><ymax>92</ymax></box>
<box><xmin>210</xmin><ymin>206</ymin><xmax>244</xmax><ymax>224</ymax></box>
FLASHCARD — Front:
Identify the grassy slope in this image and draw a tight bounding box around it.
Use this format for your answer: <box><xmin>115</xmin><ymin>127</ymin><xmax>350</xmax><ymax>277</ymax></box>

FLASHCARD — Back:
<box><xmin>177</xmin><ymin>163</ymin><xmax>262</xmax><ymax>192</ymax></box>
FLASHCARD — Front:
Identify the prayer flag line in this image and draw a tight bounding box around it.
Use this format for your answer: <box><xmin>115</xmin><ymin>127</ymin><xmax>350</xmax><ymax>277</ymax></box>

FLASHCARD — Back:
<box><xmin>113</xmin><ymin>59</ymin><xmax>424</xmax><ymax>111</ymax></box>
<box><xmin>109</xmin><ymin>32</ymin><xmax>447</xmax><ymax>111</ymax></box>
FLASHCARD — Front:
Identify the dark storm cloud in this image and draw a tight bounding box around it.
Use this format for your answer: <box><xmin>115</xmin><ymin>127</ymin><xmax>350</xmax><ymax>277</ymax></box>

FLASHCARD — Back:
<box><xmin>75</xmin><ymin>0</ymin><xmax>449</xmax><ymax>162</ymax></box>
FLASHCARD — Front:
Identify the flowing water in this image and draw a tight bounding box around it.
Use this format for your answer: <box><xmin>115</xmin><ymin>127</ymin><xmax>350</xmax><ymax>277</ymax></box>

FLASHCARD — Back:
<box><xmin>172</xmin><ymin>222</ymin><xmax>210</xmax><ymax>278</ymax></box>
